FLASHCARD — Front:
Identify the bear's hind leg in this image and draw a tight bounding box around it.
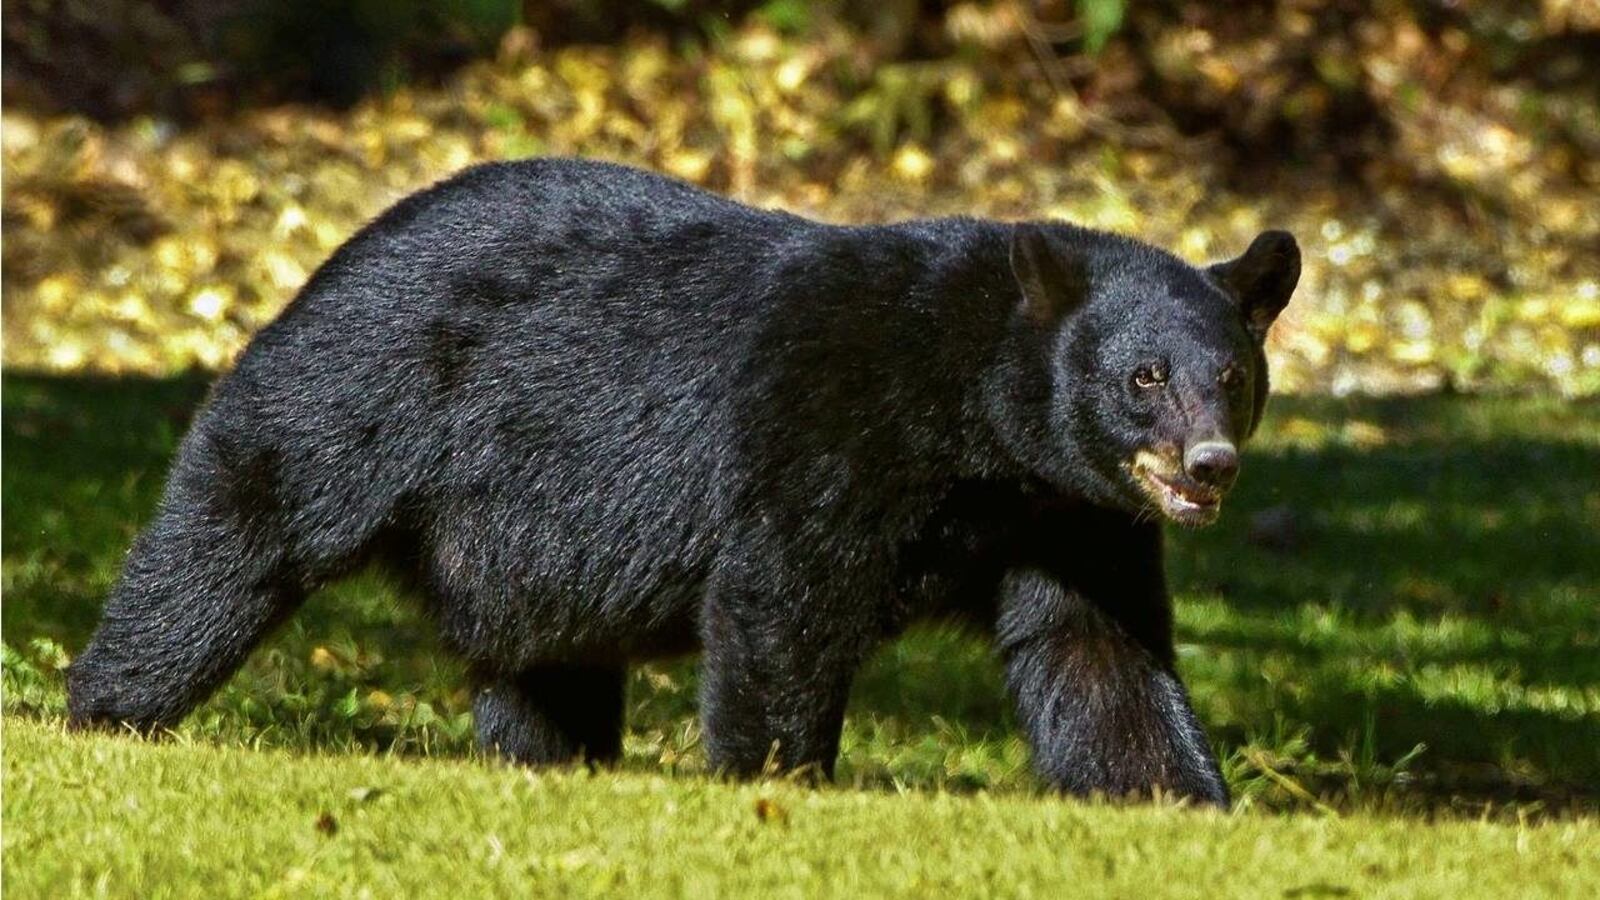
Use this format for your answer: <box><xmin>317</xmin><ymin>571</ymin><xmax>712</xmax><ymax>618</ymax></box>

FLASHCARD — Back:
<box><xmin>698</xmin><ymin>569</ymin><xmax>873</xmax><ymax>781</ymax></box>
<box><xmin>67</xmin><ymin>470</ymin><xmax>309</xmax><ymax>733</ymax></box>
<box><xmin>473</xmin><ymin>665</ymin><xmax>626</xmax><ymax>765</ymax></box>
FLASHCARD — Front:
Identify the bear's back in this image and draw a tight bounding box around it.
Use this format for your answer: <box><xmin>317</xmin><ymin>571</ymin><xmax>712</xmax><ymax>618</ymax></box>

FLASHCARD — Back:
<box><xmin>183</xmin><ymin>161</ymin><xmax>833</xmax><ymax>656</ymax></box>
<box><xmin>182</xmin><ymin>160</ymin><xmax>1017</xmax><ymax>662</ymax></box>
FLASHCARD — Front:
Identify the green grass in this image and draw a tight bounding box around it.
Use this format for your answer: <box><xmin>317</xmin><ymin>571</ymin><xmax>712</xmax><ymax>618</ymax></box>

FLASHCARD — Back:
<box><xmin>4</xmin><ymin>372</ymin><xmax>1600</xmax><ymax>895</ymax></box>
<box><xmin>7</xmin><ymin>718</ymin><xmax>1598</xmax><ymax>898</ymax></box>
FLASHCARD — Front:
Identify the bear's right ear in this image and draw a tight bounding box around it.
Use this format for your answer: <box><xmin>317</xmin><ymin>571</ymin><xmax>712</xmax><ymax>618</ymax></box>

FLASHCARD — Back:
<box><xmin>1208</xmin><ymin>230</ymin><xmax>1301</xmax><ymax>343</ymax></box>
<box><xmin>1010</xmin><ymin>224</ymin><xmax>1089</xmax><ymax>327</ymax></box>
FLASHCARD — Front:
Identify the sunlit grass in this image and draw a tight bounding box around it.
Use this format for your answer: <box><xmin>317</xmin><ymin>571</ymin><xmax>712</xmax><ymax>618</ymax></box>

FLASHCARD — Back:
<box><xmin>8</xmin><ymin>719</ymin><xmax>1596</xmax><ymax>898</ymax></box>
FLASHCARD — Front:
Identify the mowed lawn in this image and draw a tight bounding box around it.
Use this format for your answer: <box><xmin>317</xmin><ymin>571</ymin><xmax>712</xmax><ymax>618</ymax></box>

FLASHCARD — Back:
<box><xmin>4</xmin><ymin>372</ymin><xmax>1599</xmax><ymax>896</ymax></box>
<box><xmin>7</xmin><ymin>719</ymin><xmax>1597</xmax><ymax>898</ymax></box>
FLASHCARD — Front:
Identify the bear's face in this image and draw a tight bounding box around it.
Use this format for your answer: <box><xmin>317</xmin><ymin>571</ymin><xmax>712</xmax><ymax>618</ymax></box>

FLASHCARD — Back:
<box><xmin>999</xmin><ymin>225</ymin><xmax>1300</xmax><ymax>526</ymax></box>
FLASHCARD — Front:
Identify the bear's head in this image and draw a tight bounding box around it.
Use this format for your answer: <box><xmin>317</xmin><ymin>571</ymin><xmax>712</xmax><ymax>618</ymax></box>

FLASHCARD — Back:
<box><xmin>988</xmin><ymin>223</ymin><xmax>1300</xmax><ymax>526</ymax></box>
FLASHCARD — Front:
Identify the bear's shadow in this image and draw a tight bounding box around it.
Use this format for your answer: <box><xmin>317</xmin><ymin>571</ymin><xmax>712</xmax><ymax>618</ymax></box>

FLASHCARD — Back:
<box><xmin>4</xmin><ymin>374</ymin><xmax>1596</xmax><ymax>806</ymax></box>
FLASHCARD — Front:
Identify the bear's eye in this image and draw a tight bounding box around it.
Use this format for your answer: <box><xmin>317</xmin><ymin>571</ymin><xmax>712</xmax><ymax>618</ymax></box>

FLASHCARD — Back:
<box><xmin>1220</xmin><ymin>365</ymin><xmax>1245</xmax><ymax>391</ymax></box>
<box><xmin>1132</xmin><ymin>364</ymin><xmax>1167</xmax><ymax>389</ymax></box>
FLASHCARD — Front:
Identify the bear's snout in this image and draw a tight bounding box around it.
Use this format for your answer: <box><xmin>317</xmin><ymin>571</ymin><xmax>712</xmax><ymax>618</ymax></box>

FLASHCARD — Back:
<box><xmin>1183</xmin><ymin>440</ymin><xmax>1239</xmax><ymax>491</ymax></box>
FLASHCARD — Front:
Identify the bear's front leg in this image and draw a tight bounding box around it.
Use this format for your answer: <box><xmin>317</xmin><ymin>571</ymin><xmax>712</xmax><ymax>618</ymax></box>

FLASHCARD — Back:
<box><xmin>698</xmin><ymin>568</ymin><xmax>873</xmax><ymax>781</ymax></box>
<box><xmin>997</xmin><ymin>566</ymin><xmax>1229</xmax><ymax>807</ymax></box>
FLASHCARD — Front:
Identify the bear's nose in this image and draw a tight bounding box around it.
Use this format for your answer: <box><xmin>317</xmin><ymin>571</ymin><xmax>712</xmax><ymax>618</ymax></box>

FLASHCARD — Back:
<box><xmin>1184</xmin><ymin>441</ymin><xmax>1239</xmax><ymax>490</ymax></box>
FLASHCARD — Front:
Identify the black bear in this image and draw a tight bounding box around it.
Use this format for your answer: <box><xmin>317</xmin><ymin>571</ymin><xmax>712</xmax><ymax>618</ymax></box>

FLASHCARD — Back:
<box><xmin>68</xmin><ymin>158</ymin><xmax>1299</xmax><ymax>807</ymax></box>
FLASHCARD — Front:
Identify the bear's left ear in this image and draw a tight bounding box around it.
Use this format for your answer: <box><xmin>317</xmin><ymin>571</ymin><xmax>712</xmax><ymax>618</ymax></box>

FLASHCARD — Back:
<box><xmin>1208</xmin><ymin>230</ymin><xmax>1300</xmax><ymax>343</ymax></box>
<box><xmin>1010</xmin><ymin>223</ymin><xmax>1090</xmax><ymax>327</ymax></box>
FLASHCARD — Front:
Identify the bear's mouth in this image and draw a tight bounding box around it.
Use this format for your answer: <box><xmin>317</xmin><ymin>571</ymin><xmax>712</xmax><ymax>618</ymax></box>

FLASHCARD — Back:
<box><xmin>1130</xmin><ymin>452</ymin><xmax>1224</xmax><ymax>527</ymax></box>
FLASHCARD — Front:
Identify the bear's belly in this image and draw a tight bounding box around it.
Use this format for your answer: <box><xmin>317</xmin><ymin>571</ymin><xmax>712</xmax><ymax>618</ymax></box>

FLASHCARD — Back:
<box><xmin>417</xmin><ymin>517</ymin><xmax>714</xmax><ymax>668</ymax></box>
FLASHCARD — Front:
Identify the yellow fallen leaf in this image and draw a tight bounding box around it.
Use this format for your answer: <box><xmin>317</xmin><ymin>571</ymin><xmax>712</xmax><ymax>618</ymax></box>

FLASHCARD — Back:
<box><xmin>892</xmin><ymin>143</ymin><xmax>934</xmax><ymax>183</ymax></box>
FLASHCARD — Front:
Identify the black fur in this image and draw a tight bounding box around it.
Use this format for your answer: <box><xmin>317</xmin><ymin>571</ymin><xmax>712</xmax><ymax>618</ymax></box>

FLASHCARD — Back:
<box><xmin>68</xmin><ymin>158</ymin><xmax>1298</xmax><ymax>806</ymax></box>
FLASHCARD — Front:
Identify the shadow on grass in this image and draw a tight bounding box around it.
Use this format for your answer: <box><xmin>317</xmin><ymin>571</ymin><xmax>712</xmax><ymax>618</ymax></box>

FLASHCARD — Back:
<box><xmin>4</xmin><ymin>372</ymin><xmax>1597</xmax><ymax>811</ymax></box>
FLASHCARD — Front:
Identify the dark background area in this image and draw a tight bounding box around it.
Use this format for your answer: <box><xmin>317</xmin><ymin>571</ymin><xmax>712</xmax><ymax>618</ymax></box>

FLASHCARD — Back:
<box><xmin>5</xmin><ymin>1</ymin><xmax>1599</xmax><ymax>392</ymax></box>
<box><xmin>7</xmin><ymin>1</ymin><xmax>1599</xmax><ymax>176</ymax></box>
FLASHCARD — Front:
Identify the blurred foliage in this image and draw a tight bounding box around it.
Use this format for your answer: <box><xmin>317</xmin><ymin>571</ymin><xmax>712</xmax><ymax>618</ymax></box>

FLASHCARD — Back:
<box><xmin>3</xmin><ymin>0</ymin><xmax>1599</xmax><ymax>394</ymax></box>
